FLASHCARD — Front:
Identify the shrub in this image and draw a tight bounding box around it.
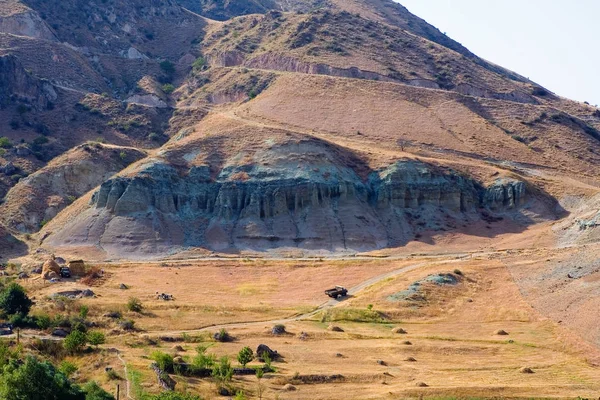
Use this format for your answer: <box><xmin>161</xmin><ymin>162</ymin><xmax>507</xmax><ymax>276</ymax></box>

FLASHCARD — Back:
<box><xmin>161</xmin><ymin>84</ymin><xmax>175</xmax><ymax>94</ymax></box>
<box><xmin>106</xmin><ymin>369</ymin><xmax>121</xmax><ymax>381</ymax></box>
<box><xmin>119</xmin><ymin>319</ymin><xmax>135</xmax><ymax>331</ymax></box>
<box><xmin>35</xmin><ymin>313</ymin><xmax>52</xmax><ymax>330</ymax></box>
<box><xmin>237</xmin><ymin>346</ymin><xmax>253</xmax><ymax>367</ymax></box>
<box><xmin>214</xmin><ymin>328</ymin><xmax>230</xmax><ymax>342</ymax></box>
<box><xmin>29</xmin><ymin>338</ymin><xmax>65</xmax><ymax>360</ymax></box>
<box><xmin>212</xmin><ymin>356</ymin><xmax>233</xmax><ymax>390</ymax></box>
<box><xmin>63</xmin><ymin>330</ymin><xmax>87</xmax><ymax>354</ymax></box>
<box><xmin>79</xmin><ymin>305</ymin><xmax>89</xmax><ymax>319</ymax></box>
<box><xmin>192</xmin><ymin>56</ymin><xmax>206</xmax><ymax>71</ymax></box>
<box><xmin>82</xmin><ymin>381</ymin><xmax>115</xmax><ymax>400</ymax></box>
<box><xmin>58</xmin><ymin>360</ymin><xmax>78</xmax><ymax>377</ymax></box>
<box><xmin>160</xmin><ymin>60</ymin><xmax>175</xmax><ymax>75</ymax></box>
<box><xmin>126</xmin><ymin>297</ymin><xmax>143</xmax><ymax>313</ymax></box>
<box><xmin>151</xmin><ymin>351</ymin><xmax>174</xmax><ymax>372</ymax></box>
<box><xmin>192</xmin><ymin>345</ymin><xmax>216</xmax><ymax>369</ymax></box>
<box><xmin>0</xmin><ymin>283</ymin><xmax>32</xmax><ymax>316</ymax></box>
<box><xmin>0</xmin><ymin>137</ymin><xmax>12</xmax><ymax>148</ymax></box>
<box><xmin>119</xmin><ymin>151</ymin><xmax>127</xmax><ymax>161</ymax></box>
<box><xmin>16</xmin><ymin>104</ymin><xmax>29</xmax><ymax>114</ymax></box>
<box><xmin>87</xmin><ymin>331</ymin><xmax>106</xmax><ymax>348</ymax></box>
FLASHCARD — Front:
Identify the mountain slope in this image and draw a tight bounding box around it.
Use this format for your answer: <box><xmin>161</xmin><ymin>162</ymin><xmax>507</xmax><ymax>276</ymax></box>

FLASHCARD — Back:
<box><xmin>0</xmin><ymin>0</ymin><xmax>597</xmax><ymax>256</ymax></box>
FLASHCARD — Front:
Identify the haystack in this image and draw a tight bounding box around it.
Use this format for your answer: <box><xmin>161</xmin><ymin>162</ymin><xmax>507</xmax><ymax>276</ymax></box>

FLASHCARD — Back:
<box><xmin>42</xmin><ymin>258</ymin><xmax>60</xmax><ymax>280</ymax></box>
<box><xmin>68</xmin><ymin>260</ymin><xmax>86</xmax><ymax>276</ymax></box>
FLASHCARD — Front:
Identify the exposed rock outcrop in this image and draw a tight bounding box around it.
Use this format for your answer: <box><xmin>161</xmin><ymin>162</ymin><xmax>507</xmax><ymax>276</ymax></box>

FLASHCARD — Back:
<box><xmin>1</xmin><ymin>143</ymin><xmax>146</xmax><ymax>233</ymax></box>
<box><xmin>0</xmin><ymin>10</ymin><xmax>57</xmax><ymax>41</ymax></box>
<box><xmin>43</xmin><ymin>139</ymin><xmax>536</xmax><ymax>256</ymax></box>
<box><xmin>0</xmin><ymin>54</ymin><xmax>57</xmax><ymax>110</ymax></box>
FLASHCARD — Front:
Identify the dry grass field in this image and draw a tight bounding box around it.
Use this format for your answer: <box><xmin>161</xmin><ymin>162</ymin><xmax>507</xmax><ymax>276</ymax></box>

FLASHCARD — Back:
<box><xmin>18</xmin><ymin>252</ymin><xmax>600</xmax><ymax>399</ymax></box>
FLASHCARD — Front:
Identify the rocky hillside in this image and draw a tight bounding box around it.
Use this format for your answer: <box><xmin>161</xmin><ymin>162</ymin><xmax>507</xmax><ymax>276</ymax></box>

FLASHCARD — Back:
<box><xmin>0</xmin><ymin>0</ymin><xmax>598</xmax><ymax>259</ymax></box>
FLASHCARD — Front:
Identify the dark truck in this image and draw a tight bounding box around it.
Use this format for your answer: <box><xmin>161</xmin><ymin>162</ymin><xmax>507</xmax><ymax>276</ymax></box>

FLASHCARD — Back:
<box><xmin>60</xmin><ymin>267</ymin><xmax>71</xmax><ymax>278</ymax></box>
<box><xmin>325</xmin><ymin>285</ymin><xmax>348</xmax><ymax>299</ymax></box>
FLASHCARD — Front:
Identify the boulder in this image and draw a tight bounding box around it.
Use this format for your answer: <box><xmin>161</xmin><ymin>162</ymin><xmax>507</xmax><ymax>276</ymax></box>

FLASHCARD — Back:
<box><xmin>392</xmin><ymin>327</ymin><xmax>407</xmax><ymax>334</ymax></box>
<box><xmin>256</xmin><ymin>344</ymin><xmax>278</xmax><ymax>361</ymax></box>
<box><xmin>51</xmin><ymin>329</ymin><xmax>68</xmax><ymax>337</ymax></box>
<box><xmin>328</xmin><ymin>325</ymin><xmax>344</xmax><ymax>332</ymax></box>
<box><xmin>2</xmin><ymin>162</ymin><xmax>16</xmax><ymax>175</ymax></box>
<box><xmin>80</xmin><ymin>289</ymin><xmax>95</xmax><ymax>298</ymax></box>
<box><xmin>282</xmin><ymin>384</ymin><xmax>296</xmax><ymax>391</ymax></box>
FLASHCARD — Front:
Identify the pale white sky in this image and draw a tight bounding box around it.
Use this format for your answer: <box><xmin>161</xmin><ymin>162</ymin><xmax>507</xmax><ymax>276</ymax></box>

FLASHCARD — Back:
<box><xmin>398</xmin><ymin>0</ymin><xmax>600</xmax><ymax>105</ymax></box>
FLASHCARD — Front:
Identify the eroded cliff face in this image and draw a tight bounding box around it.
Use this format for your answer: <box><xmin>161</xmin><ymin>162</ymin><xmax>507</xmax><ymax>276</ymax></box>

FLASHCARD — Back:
<box><xmin>0</xmin><ymin>143</ymin><xmax>146</xmax><ymax>233</ymax></box>
<box><xmin>0</xmin><ymin>54</ymin><xmax>57</xmax><ymax>109</ymax></box>
<box><xmin>44</xmin><ymin>141</ymin><xmax>533</xmax><ymax>256</ymax></box>
<box><xmin>0</xmin><ymin>9</ymin><xmax>57</xmax><ymax>41</ymax></box>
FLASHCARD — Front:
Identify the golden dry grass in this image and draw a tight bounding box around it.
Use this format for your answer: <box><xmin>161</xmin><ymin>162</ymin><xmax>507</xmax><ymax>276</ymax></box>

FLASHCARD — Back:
<box><xmin>20</xmin><ymin>254</ymin><xmax>600</xmax><ymax>399</ymax></box>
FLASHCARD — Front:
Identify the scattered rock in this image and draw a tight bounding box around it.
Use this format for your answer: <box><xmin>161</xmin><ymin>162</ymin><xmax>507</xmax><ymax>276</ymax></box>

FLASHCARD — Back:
<box><xmin>1</xmin><ymin>162</ymin><xmax>16</xmax><ymax>175</ymax></box>
<box><xmin>172</xmin><ymin>345</ymin><xmax>185</xmax><ymax>352</ymax></box>
<box><xmin>104</xmin><ymin>311</ymin><xmax>122</xmax><ymax>319</ymax></box>
<box><xmin>328</xmin><ymin>325</ymin><xmax>344</xmax><ymax>332</ymax></box>
<box><xmin>298</xmin><ymin>331</ymin><xmax>308</xmax><ymax>340</ymax></box>
<box><xmin>31</xmin><ymin>266</ymin><xmax>42</xmax><ymax>274</ymax></box>
<box><xmin>466</xmin><ymin>298</ymin><xmax>474</xmax><ymax>303</ymax></box>
<box><xmin>335</xmin><ymin>353</ymin><xmax>343</xmax><ymax>358</ymax></box>
<box><xmin>15</xmin><ymin>145</ymin><xmax>31</xmax><ymax>157</ymax></box>
<box><xmin>17</xmin><ymin>272</ymin><xmax>28</xmax><ymax>279</ymax></box>
<box><xmin>415</xmin><ymin>382</ymin><xmax>428</xmax><ymax>387</ymax></box>
<box><xmin>405</xmin><ymin>357</ymin><xmax>417</xmax><ymax>362</ymax></box>
<box><xmin>54</xmin><ymin>257</ymin><xmax>66</xmax><ymax>265</ymax></box>
<box><xmin>282</xmin><ymin>384</ymin><xmax>296</xmax><ymax>391</ymax></box>
<box><xmin>257</xmin><ymin>344</ymin><xmax>278</xmax><ymax>361</ymax></box>
<box><xmin>52</xmin><ymin>329</ymin><xmax>68</xmax><ymax>337</ymax></box>
<box><xmin>119</xmin><ymin>283</ymin><xmax>128</xmax><ymax>289</ymax></box>
<box><xmin>376</xmin><ymin>360</ymin><xmax>386</xmax><ymax>366</ymax></box>
<box><xmin>402</xmin><ymin>340</ymin><xmax>412</xmax><ymax>345</ymax></box>
<box><xmin>392</xmin><ymin>327</ymin><xmax>407</xmax><ymax>334</ymax></box>
<box><xmin>495</xmin><ymin>329</ymin><xmax>509</xmax><ymax>336</ymax></box>
<box><xmin>80</xmin><ymin>289</ymin><xmax>95</xmax><ymax>298</ymax></box>
<box><xmin>218</xmin><ymin>387</ymin><xmax>230</xmax><ymax>396</ymax></box>
<box><xmin>520</xmin><ymin>367</ymin><xmax>534</xmax><ymax>374</ymax></box>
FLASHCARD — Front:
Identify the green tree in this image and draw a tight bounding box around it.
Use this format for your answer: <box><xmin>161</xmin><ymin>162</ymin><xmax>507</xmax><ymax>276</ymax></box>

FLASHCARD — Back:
<box><xmin>211</xmin><ymin>356</ymin><xmax>233</xmax><ymax>390</ymax></box>
<box><xmin>256</xmin><ymin>368</ymin><xmax>265</xmax><ymax>400</ymax></box>
<box><xmin>0</xmin><ymin>356</ymin><xmax>84</xmax><ymax>400</ymax></box>
<box><xmin>64</xmin><ymin>330</ymin><xmax>87</xmax><ymax>354</ymax></box>
<box><xmin>82</xmin><ymin>382</ymin><xmax>115</xmax><ymax>400</ymax></box>
<box><xmin>192</xmin><ymin>345</ymin><xmax>215</xmax><ymax>370</ymax></box>
<box><xmin>0</xmin><ymin>283</ymin><xmax>32</xmax><ymax>316</ymax></box>
<box><xmin>87</xmin><ymin>331</ymin><xmax>105</xmax><ymax>348</ymax></box>
<box><xmin>237</xmin><ymin>347</ymin><xmax>253</xmax><ymax>368</ymax></box>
